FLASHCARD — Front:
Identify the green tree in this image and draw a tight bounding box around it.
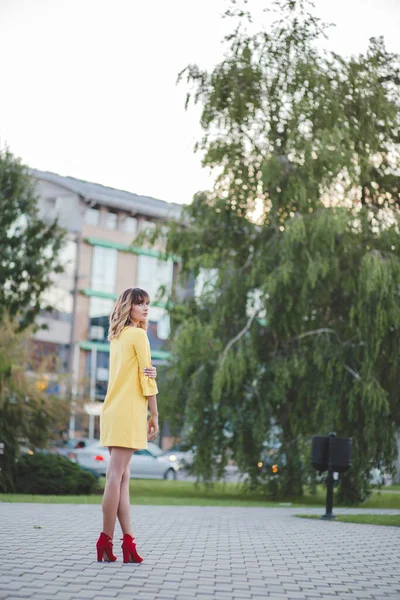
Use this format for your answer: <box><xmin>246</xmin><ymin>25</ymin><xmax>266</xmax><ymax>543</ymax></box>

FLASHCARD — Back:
<box><xmin>159</xmin><ymin>0</ymin><xmax>400</xmax><ymax>502</ymax></box>
<box><xmin>0</xmin><ymin>147</ymin><xmax>65</xmax><ymax>330</ymax></box>
<box><xmin>0</xmin><ymin>148</ymin><xmax>68</xmax><ymax>491</ymax></box>
<box><xmin>0</xmin><ymin>317</ymin><xmax>69</xmax><ymax>492</ymax></box>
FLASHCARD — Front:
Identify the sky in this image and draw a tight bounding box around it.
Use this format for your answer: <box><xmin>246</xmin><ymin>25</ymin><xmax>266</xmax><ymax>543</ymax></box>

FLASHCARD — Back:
<box><xmin>0</xmin><ymin>0</ymin><xmax>399</xmax><ymax>206</ymax></box>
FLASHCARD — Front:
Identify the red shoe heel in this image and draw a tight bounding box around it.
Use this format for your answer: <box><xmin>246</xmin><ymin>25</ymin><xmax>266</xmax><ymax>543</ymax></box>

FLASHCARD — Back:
<box><xmin>121</xmin><ymin>534</ymin><xmax>143</xmax><ymax>563</ymax></box>
<box><xmin>96</xmin><ymin>532</ymin><xmax>117</xmax><ymax>562</ymax></box>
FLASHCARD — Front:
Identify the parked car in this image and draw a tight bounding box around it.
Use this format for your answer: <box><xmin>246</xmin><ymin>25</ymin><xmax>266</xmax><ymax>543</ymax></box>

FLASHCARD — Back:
<box><xmin>147</xmin><ymin>442</ymin><xmax>184</xmax><ymax>470</ymax></box>
<box><xmin>69</xmin><ymin>441</ymin><xmax>179</xmax><ymax>480</ymax></box>
<box><xmin>51</xmin><ymin>438</ymin><xmax>99</xmax><ymax>458</ymax></box>
<box><xmin>162</xmin><ymin>443</ymin><xmax>195</xmax><ymax>468</ymax></box>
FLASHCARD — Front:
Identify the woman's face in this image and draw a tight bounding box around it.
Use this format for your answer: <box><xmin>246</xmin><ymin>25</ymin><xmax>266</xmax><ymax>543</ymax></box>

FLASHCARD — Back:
<box><xmin>130</xmin><ymin>299</ymin><xmax>149</xmax><ymax>325</ymax></box>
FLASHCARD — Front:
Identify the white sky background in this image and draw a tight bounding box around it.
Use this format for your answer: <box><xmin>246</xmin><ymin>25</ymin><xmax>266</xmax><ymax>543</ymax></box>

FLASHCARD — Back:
<box><xmin>0</xmin><ymin>0</ymin><xmax>399</xmax><ymax>206</ymax></box>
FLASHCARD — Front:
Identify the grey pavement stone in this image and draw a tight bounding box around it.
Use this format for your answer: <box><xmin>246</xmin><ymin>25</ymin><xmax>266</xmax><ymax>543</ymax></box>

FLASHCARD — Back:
<box><xmin>0</xmin><ymin>504</ymin><xmax>400</xmax><ymax>600</ymax></box>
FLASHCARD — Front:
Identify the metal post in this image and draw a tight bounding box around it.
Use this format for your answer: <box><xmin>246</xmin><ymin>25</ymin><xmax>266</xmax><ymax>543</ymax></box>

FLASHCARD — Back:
<box><xmin>68</xmin><ymin>231</ymin><xmax>82</xmax><ymax>439</ymax></box>
<box><xmin>0</xmin><ymin>442</ymin><xmax>4</xmax><ymax>489</ymax></box>
<box><xmin>88</xmin><ymin>345</ymin><xmax>97</xmax><ymax>439</ymax></box>
<box><xmin>321</xmin><ymin>432</ymin><xmax>336</xmax><ymax>520</ymax></box>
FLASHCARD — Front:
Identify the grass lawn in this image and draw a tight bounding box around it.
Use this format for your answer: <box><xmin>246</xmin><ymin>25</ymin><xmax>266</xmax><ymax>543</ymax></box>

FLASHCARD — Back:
<box><xmin>1</xmin><ymin>480</ymin><xmax>400</xmax><ymax>508</ymax></box>
<box><xmin>0</xmin><ymin>480</ymin><xmax>290</xmax><ymax>507</ymax></box>
<box><xmin>384</xmin><ymin>484</ymin><xmax>400</xmax><ymax>491</ymax></box>
<box><xmin>296</xmin><ymin>514</ymin><xmax>400</xmax><ymax>527</ymax></box>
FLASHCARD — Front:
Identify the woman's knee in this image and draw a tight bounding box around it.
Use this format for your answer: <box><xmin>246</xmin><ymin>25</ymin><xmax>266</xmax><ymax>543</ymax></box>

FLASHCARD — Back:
<box><xmin>107</xmin><ymin>447</ymin><xmax>133</xmax><ymax>478</ymax></box>
<box><xmin>105</xmin><ymin>472</ymin><xmax>119</xmax><ymax>486</ymax></box>
<box><xmin>121</xmin><ymin>466</ymin><xmax>131</xmax><ymax>486</ymax></box>
<box><xmin>106</xmin><ymin>465</ymin><xmax>126</xmax><ymax>483</ymax></box>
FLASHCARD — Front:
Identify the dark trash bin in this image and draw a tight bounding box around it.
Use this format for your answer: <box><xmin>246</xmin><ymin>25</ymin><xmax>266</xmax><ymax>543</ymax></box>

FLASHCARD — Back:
<box><xmin>311</xmin><ymin>435</ymin><xmax>352</xmax><ymax>473</ymax></box>
<box><xmin>311</xmin><ymin>432</ymin><xmax>352</xmax><ymax>520</ymax></box>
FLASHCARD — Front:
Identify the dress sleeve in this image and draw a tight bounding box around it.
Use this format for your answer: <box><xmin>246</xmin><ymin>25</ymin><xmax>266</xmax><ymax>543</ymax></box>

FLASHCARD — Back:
<box><xmin>131</xmin><ymin>328</ymin><xmax>159</xmax><ymax>396</ymax></box>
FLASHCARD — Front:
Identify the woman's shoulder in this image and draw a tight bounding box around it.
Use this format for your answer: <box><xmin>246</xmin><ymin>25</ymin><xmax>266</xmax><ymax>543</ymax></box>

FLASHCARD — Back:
<box><xmin>121</xmin><ymin>326</ymin><xmax>148</xmax><ymax>339</ymax></box>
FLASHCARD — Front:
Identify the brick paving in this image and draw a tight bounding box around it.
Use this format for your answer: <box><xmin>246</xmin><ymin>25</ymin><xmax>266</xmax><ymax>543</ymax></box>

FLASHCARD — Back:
<box><xmin>0</xmin><ymin>503</ymin><xmax>399</xmax><ymax>599</ymax></box>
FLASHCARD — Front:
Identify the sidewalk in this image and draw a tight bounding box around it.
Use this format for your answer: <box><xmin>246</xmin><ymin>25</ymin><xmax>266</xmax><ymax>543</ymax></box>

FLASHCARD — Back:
<box><xmin>0</xmin><ymin>503</ymin><xmax>399</xmax><ymax>599</ymax></box>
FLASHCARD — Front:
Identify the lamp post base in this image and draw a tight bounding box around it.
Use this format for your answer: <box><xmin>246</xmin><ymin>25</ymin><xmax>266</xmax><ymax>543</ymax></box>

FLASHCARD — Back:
<box><xmin>320</xmin><ymin>513</ymin><xmax>336</xmax><ymax>520</ymax></box>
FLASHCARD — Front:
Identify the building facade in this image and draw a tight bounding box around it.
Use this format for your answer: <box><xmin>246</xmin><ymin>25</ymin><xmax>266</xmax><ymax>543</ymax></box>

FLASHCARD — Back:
<box><xmin>31</xmin><ymin>169</ymin><xmax>181</xmax><ymax>440</ymax></box>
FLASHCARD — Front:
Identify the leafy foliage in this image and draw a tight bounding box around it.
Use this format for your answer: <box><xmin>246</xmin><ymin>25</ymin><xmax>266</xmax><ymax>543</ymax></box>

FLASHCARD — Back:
<box><xmin>0</xmin><ymin>147</ymin><xmax>65</xmax><ymax>330</ymax></box>
<box><xmin>161</xmin><ymin>0</ymin><xmax>400</xmax><ymax>503</ymax></box>
<box><xmin>0</xmin><ymin>317</ymin><xmax>69</xmax><ymax>492</ymax></box>
<box><xmin>15</xmin><ymin>453</ymin><xmax>98</xmax><ymax>495</ymax></box>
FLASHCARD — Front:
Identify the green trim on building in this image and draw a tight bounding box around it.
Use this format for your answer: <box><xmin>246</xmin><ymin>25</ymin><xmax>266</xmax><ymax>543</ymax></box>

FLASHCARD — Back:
<box><xmin>79</xmin><ymin>340</ymin><xmax>170</xmax><ymax>361</ymax></box>
<box><xmin>80</xmin><ymin>288</ymin><xmax>168</xmax><ymax>309</ymax></box>
<box><xmin>81</xmin><ymin>288</ymin><xmax>117</xmax><ymax>301</ymax></box>
<box><xmin>149</xmin><ymin>349</ymin><xmax>171</xmax><ymax>361</ymax></box>
<box><xmin>80</xmin><ymin>340</ymin><xmax>111</xmax><ymax>353</ymax></box>
<box><xmin>84</xmin><ymin>236</ymin><xmax>178</xmax><ymax>262</ymax></box>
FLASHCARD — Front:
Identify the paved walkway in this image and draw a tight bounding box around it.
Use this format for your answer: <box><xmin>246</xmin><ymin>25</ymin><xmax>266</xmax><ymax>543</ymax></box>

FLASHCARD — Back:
<box><xmin>0</xmin><ymin>504</ymin><xmax>399</xmax><ymax>599</ymax></box>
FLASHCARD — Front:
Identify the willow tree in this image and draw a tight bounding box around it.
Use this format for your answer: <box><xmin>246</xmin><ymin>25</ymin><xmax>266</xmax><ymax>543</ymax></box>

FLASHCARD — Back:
<box><xmin>160</xmin><ymin>0</ymin><xmax>400</xmax><ymax>502</ymax></box>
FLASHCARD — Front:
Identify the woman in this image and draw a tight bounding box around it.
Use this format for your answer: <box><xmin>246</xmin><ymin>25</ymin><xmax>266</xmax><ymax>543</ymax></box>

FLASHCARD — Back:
<box><xmin>96</xmin><ymin>288</ymin><xmax>159</xmax><ymax>563</ymax></box>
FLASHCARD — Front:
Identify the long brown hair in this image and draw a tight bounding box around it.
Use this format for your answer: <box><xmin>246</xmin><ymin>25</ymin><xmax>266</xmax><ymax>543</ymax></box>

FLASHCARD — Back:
<box><xmin>108</xmin><ymin>288</ymin><xmax>150</xmax><ymax>341</ymax></box>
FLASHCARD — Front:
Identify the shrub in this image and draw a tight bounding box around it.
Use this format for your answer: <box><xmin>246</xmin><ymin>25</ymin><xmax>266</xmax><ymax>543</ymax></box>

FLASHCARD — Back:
<box><xmin>15</xmin><ymin>453</ymin><xmax>98</xmax><ymax>495</ymax></box>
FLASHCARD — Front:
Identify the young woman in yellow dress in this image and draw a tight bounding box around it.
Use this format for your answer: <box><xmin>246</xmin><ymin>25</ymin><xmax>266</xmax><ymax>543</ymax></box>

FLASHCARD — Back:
<box><xmin>96</xmin><ymin>288</ymin><xmax>159</xmax><ymax>563</ymax></box>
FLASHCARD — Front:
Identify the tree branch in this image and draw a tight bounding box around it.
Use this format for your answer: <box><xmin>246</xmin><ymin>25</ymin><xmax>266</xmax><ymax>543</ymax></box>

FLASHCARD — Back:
<box><xmin>297</xmin><ymin>328</ymin><xmax>338</xmax><ymax>340</ymax></box>
<box><xmin>344</xmin><ymin>365</ymin><xmax>361</xmax><ymax>381</ymax></box>
<box><xmin>238</xmin><ymin>249</ymin><xmax>255</xmax><ymax>274</ymax></box>
<box><xmin>378</xmin><ymin>75</ymin><xmax>400</xmax><ymax>86</ymax></box>
<box><xmin>220</xmin><ymin>309</ymin><xmax>260</xmax><ymax>365</ymax></box>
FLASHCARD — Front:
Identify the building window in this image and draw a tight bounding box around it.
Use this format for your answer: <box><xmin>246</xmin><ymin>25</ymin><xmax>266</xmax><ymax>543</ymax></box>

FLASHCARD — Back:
<box><xmin>42</xmin><ymin>197</ymin><xmax>56</xmax><ymax>213</ymax></box>
<box><xmin>61</xmin><ymin>238</ymin><xmax>77</xmax><ymax>278</ymax></box>
<box><xmin>95</xmin><ymin>351</ymin><xmax>109</xmax><ymax>400</ymax></box>
<box><xmin>136</xmin><ymin>255</ymin><xmax>173</xmax><ymax>301</ymax></box>
<box><xmin>150</xmin><ymin>307</ymin><xmax>170</xmax><ymax>340</ymax></box>
<box><xmin>105</xmin><ymin>211</ymin><xmax>118</xmax><ymax>230</ymax></box>
<box><xmin>91</xmin><ymin>246</ymin><xmax>117</xmax><ymax>293</ymax></box>
<box><xmin>137</xmin><ymin>255</ymin><xmax>173</xmax><ymax>345</ymax></box>
<box><xmin>146</xmin><ymin>308</ymin><xmax>170</xmax><ymax>349</ymax></box>
<box><xmin>84</xmin><ymin>207</ymin><xmax>100</xmax><ymax>226</ymax></box>
<box><xmin>85</xmin><ymin>349</ymin><xmax>110</xmax><ymax>401</ymax></box>
<box><xmin>139</xmin><ymin>219</ymin><xmax>157</xmax><ymax>234</ymax></box>
<box><xmin>89</xmin><ymin>297</ymin><xmax>114</xmax><ymax>342</ymax></box>
<box><xmin>123</xmin><ymin>216</ymin><xmax>138</xmax><ymax>234</ymax></box>
<box><xmin>40</xmin><ymin>235</ymin><xmax>77</xmax><ymax>321</ymax></box>
<box><xmin>156</xmin><ymin>311</ymin><xmax>170</xmax><ymax>340</ymax></box>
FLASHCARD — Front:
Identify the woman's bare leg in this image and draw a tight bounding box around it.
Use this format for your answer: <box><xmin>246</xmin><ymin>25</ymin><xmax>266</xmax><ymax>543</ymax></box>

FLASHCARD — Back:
<box><xmin>117</xmin><ymin>464</ymin><xmax>133</xmax><ymax>536</ymax></box>
<box><xmin>102</xmin><ymin>447</ymin><xmax>133</xmax><ymax>537</ymax></box>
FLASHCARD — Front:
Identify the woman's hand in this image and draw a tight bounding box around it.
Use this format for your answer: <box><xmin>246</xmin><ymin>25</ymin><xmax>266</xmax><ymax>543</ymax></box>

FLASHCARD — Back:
<box><xmin>147</xmin><ymin>414</ymin><xmax>159</xmax><ymax>441</ymax></box>
<box><xmin>143</xmin><ymin>366</ymin><xmax>157</xmax><ymax>379</ymax></box>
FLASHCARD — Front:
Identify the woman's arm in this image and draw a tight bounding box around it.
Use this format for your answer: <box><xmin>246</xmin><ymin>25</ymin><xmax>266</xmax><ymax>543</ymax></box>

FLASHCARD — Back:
<box><xmin>147</xmin><ymin>395</ymin><xmax>159</xmax><ymax>440</ymax></box>
<box><xmin>131</xmin><ymin>328</ymin><xmax>159</xmax><ymax>397</ymax></box>
<box><xmin>130</xmin><ymin>329</ymin><xmax>159</xmax><ymax>440</ymax></box>
<box><xmin>147</xmin><ymin>395</ymin><xmax>158</xmax><ymax>417</ymax></box>
<box><xmin>143</xmin><ymin>366</ymin><xmax>157</xmax><ymax>378</ymax></box>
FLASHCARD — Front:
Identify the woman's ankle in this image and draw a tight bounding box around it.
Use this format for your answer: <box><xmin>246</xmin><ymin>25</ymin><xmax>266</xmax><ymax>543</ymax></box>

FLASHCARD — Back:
<box><xmin>101</xmin><ymin>529</ymin><xmax>114</xmax><ymax>538</ymax></box>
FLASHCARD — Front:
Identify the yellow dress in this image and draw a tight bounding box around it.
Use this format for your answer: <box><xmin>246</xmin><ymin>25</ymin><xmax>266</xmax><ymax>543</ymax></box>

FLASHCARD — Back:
<box><xmin>100</xmin><ymin>326</ymin><xmax>158</xmax><ymax>449</ymax></box>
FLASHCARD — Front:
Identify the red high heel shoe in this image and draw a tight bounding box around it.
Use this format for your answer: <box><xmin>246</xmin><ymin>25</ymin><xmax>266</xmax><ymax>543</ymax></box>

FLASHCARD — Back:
<box><xmin>121</xmin><ymin>534</ymin><xmax>143</xmax><ymax>563</ymax></box>
<box><xmin>96</xmin><ymin>532</ymin><xmax>117</xmax><ymax>562</ymax></box>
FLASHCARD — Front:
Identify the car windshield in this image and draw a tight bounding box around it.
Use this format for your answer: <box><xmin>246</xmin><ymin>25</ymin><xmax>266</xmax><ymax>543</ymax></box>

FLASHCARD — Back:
<box><xmin>75</xmin><ymin>442</ymin><xmax>102</xmax><ymax>452</ymax></box>
<box><xmin>63</xmin><ymin>440</ymin><xmax>79</xmax><ymax>448</ymax></box>
<box><xmin>167</xmin><ymin>444</ymin><xmax>192</xmax><ymax>452</ymax></box>
<box><xmin>60</xmin><ymin>438</ymin><xmax>99</xmax><ymax>449</ymax></box>
<box><xmin>147</xmin><ymin>442</ymin><xmax>163</xmax><ymax>457</ymax></box>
